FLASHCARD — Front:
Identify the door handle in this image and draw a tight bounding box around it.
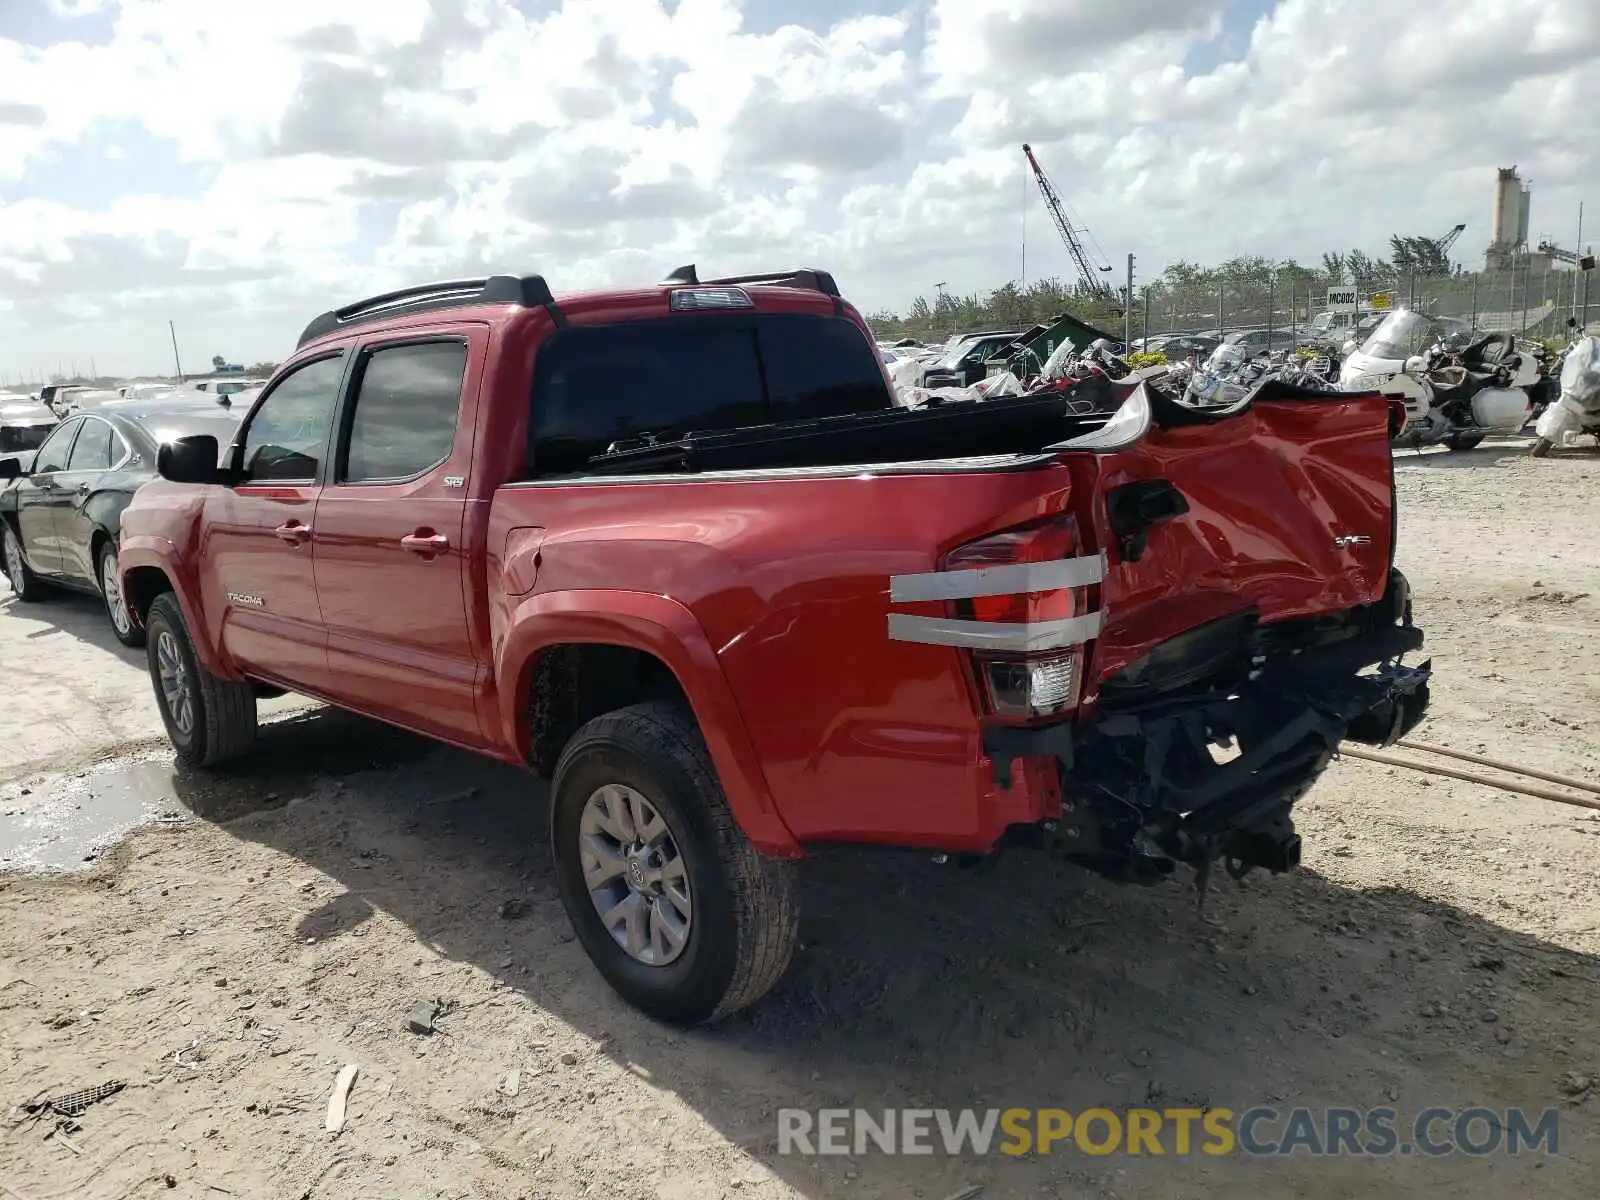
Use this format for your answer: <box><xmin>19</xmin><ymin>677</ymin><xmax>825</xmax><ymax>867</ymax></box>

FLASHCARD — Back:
<box><xmin>400</xmin><ymin>532</ymin><xmax>450</xmax><ymax>556</ymax></box>
<box><xmin>274</xmin><ymin>522</ymin><xmax>312</xmax><ymax>545</ymax></box>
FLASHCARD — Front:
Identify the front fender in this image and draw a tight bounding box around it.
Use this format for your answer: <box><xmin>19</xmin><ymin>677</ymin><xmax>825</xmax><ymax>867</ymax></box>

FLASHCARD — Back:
<box><xmin>497</xmin><ymin>588</ymin><xmax>801</xmax><ymax>859</ymax></box>
<box><xmin>118</xmin><ymin>535</ymin><xmax>236</xmax><ymax>679</ymax></box>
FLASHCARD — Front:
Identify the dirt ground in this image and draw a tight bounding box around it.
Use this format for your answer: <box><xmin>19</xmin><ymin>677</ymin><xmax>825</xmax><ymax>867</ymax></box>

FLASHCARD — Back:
<box><xmin>2</xmin><ymin>439</ymin><xmax>1599</xmax><ymax>1200</ymax></box>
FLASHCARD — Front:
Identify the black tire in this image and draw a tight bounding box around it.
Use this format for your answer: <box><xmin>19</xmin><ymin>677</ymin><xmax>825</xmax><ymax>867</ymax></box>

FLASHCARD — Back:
<box><xmin>1530</xmin><ymin>437</ymin><xmax>1554</xmax><ymax>458</ymax></box>
<box><xmin>98</xmin><ymin>542</ymin><xmax>145</xmax><ymax>648</ymax></box>
<box><xmin>2</xmin><ymin>522</ymin><xmax>50</xmax><ymax>602</ymax></box>
<box><xmin>1444</xmin><ymin>431</ymin><xmax>1486</xmax><ymax>452</ymax></box>
<box><xmin>550</xmin><ymin>701</ymin><xmax>798</xmax><ymax>1025</ymax></box>
<box><xmin>145</xmin><ymin>592</ymin><xmax>258</xmax><ymax>769</ymax></box>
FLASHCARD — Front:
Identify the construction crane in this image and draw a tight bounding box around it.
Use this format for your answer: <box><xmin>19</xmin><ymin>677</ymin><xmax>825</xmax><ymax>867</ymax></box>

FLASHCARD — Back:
<box><xmin>1433</xmin><ymin>223</ymin><xmax>1467</xmax><ymax>256</ymax></box>
<box><xmin>1022</xmin><ymin>143</ymin><xmax>1116</xmax><ymax>300</ymax></box>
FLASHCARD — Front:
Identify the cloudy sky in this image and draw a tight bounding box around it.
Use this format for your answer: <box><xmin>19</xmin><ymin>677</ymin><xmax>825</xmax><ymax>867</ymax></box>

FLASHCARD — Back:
<box><xmin>1</xmin><ymin>0</ymin><xmax>1597</xmax><ymax>378</ymax></box>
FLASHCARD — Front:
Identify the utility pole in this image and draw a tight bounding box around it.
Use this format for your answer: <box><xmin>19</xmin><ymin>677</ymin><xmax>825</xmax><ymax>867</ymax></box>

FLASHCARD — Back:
<box><xmin>1267</xmin><ymin>266</ymin><xmax>1276</xmax><ymax>343</ymax></box>
<box><xmin>1124</xmin><ymin>254</ymin><xmax>1135</xmax><ymax>349</ymax></box>
<box><xmin>1520</xmin><ymin>252</ymin><xmax>1531</xmax><ymax>333</ymax></box>
<box><xmin>1574</xmin><ymin>203</ymin><xmax>1585</xmax><ymax>322</ymax></box>
<box><xmin>169</xmin><ymin>320</ymin><xmax>185</xmax><ymax>382</ymax></box>
<box><xmin>1019</xmin><ymin>171</ymin><xmax>1028</xmax><ymax>287</ymax></box>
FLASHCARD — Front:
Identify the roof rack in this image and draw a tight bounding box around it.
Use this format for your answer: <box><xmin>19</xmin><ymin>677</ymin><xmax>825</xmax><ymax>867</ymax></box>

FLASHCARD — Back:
<box><xmin>658</xmin><ymin>264</ymin><xmax>841</xmax><ymax>299</ymax></box>
<box><xmin>296</xmin><ymin>274</ymin><xmax>562</xmax><ymax>348</ymax></box>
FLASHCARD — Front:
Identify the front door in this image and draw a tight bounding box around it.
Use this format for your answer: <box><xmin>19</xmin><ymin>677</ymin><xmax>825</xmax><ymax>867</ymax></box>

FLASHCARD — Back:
<box><xmin>312</xmin><ymin>333</ymin><xmax>484</xmax><ymax>746</ymax></box>
<box><xmin>12</xmin><ymin>417</ymin><xmax>82</xmax><ymax>576</ymax></box>
<box><xmin>202</xmin><ymin>352</ymin><xmax>348</xmax><ymax>692</ymax></box>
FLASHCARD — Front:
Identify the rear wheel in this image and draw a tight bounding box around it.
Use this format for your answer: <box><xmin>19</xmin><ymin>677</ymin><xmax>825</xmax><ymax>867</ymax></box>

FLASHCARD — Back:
<box><xmin>145</xmin><ymin>593</ymin><xmax>258</xmax><ymax>769</ymax></box>
<box><xmin>2</xmin><ymin>523</ymin><xmax>48</xmax><ymax>602</ymax></box>
<box><xmin>550</xmin><ymin>702</ymin><xmax>798</xmax><ymax>1025</ymax></box>
<box><xmin>1530</xmin><ymin>437</ymin><xmax>1554</xmax><ymax>458</ymax></box>
<box><xmin>99</xmin><ymin>542</ymin><xmax>145</xmax><ymax>648</ymax></box>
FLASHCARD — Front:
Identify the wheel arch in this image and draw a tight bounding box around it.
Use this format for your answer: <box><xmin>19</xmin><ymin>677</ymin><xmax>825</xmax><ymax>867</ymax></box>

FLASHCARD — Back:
<box><xmin>116</xmin><ymin>539</ymin><xmax>234</xmax><ymax>677</ymax></box>
<box><xmin>498</xmin><ymin>589</ymin><xmax>801</xmax><ymax>859</ymax></box>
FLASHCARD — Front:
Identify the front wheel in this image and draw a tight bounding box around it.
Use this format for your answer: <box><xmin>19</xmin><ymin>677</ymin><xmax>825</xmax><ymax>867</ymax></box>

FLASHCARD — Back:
<box><xmin>1530</xmin><ymin>437</ymin><xmax>1554</xmax><ymax>458</ymax></box>
<box><xmin>99</xmin><ymin>543</ymin><xmax>145</xmax><ymax>648</ymax></box>
<box><xmin>145</xmin><ymin>593</ymin><xmax>258</xmax><ymax>769</ymax></box>
<box><xmin>1444</xmin><ymin>431</ymin><xmax>1486</xmax><ymax>452</ymax></box>
<box><xmin>2</xmin><ymin>523</ymin><xmax>49</xmax><ymax>602</ymax></box>
<box><xmin>550</xmin><ymin>702</ymin><xmax>798</xmax><ymax>1025</ymax></box>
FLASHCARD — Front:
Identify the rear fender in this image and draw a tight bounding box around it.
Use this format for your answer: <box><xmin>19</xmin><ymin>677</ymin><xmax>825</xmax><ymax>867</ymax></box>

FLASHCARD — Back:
<box><xmin>496</xmin><ymin>588</ymin><xmax>801</xmax><ymax>859</ymax></box>
<box><xmin>117</xmin><ymin>536</ymin><xmax>236</xmax><ymax>679</ymax></box>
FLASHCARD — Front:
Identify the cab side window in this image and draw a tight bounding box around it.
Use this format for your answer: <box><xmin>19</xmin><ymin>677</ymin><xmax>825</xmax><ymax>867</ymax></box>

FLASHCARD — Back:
<box><xmin>240</xmin><ymin>356</ymin><xmax>346</xmax><ymax>484</ymax></box>
<box><xmin>340</xmin><ymin>342</ymin><xmax>467</xmax><ymax>483</ymax></box>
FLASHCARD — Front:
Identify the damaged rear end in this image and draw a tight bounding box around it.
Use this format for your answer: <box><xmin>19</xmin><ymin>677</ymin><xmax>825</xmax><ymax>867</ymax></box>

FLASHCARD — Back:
<box><xmin>905</xmin><ymin>377</ymin><xmax>1431</xmax><ymax>887</ymax></box>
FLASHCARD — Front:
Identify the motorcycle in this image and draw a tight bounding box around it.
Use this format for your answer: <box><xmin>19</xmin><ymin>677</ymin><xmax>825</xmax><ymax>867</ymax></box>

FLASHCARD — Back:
<box><xmin>1531</xmin><ymin>334</ymin><xmax>1600</xmax><ymax>456</ymax></box>
<box><xmin>1351</xmin><ymin>330</ymin><xmax>1537</xmax><ymax>451</ymax></box>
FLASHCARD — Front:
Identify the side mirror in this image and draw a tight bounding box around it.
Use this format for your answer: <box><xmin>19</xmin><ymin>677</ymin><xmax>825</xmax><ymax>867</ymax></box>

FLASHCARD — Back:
<box><xmin>0</xmin><ymin>458</ymin><xmax>20</xmax><ymax>481</ymax></box>
<box><xmin>1403</xmin><ymin>355</ymin><xmax>1427</xmax><ymax>376</ymax></box>
<box><xmin>1568</xmin><ymin>317</ymin><xmax>1579</xmax><ymax>329</ymax></box>
<box><xmin>1342</xmin><ymin>339</ymin><xmax>1359</xmax><ymax>357</ymax></box>
<box><xmin>156</xmin><ymin>435</ymin><xmax>220</xmax><ymax>484</ymax></box>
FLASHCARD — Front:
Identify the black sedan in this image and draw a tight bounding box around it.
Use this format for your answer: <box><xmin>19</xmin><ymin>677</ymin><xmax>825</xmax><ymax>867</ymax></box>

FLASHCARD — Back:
<box><xmin>0</xmin><ymin>399</ymin><xmax>241</xmax><ymax>647</ymax></box>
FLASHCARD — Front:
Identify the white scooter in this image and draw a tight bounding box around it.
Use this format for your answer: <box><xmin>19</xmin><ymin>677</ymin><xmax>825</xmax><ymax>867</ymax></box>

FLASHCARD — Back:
<box><xmin>1531</xmin><ymin>335</ymin><xmax>1600</xmax><ymax>456</ymax></box>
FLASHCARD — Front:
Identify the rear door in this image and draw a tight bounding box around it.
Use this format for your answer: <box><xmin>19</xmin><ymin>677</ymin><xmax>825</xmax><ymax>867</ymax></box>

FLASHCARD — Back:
<box><xmin>12</xmin><ymin>417</ymin><xmax>82</xmax><ymax>575</ymax></box>
<box><xmin>203</xmin><ymin>352</ymin><xmax>347</xmax><ymax>691</ymax></box>
<box><xmin>311</xmin><ymin>330</ymin><xmax>485</xmax><ymax>746</ymax></box>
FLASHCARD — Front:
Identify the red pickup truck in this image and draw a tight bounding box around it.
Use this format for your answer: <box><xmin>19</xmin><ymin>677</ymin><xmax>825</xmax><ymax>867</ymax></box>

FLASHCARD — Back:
<box><xmin>116</xmin><ymin>268</ymin><xmax>1430</xmax><ymax>1024</ymax></box>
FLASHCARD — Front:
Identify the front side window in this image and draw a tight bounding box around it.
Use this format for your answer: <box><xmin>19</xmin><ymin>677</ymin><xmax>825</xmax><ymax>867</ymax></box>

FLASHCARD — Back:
<box><xmin>240</xmin><ymin>356</ymin><xmax>345</xmax><ymax>483</ymax></box>
<box><xmin>67</xmin><ymin>418</ymin><xmax>113</xmax><ymax>471</ymax></box>
<box><xmin>342</xmin><ymin>342</ymin><xmax>467</xmax><ymax>483</ymax></box>
<box><xmin>32</xmin><ymin>419</ymin><xmax>81</xmax><ymax>473</ymax></box>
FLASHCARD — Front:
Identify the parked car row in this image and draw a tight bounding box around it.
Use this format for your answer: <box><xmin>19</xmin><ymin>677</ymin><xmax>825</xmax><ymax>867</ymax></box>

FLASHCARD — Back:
<box><xmin>0</xmin><ymin>396</ymin><xmax>244</xmax><ymax>645</ymax></box>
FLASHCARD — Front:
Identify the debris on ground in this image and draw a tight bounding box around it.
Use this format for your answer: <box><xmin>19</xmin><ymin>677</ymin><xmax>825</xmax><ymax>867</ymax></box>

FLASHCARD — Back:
<box><xmin>1558</xmin><ymin>1071</ymin><xmax>1593</xmax><ymax>1098</ymax></box>
<box><xmin>44</xmin><ymin>1080</ymin><xmax>124</xmax><ymax>1117</ymax></box>
<box><xmin>324</xmin><ymin>1064</ymin><xmax>358</xmax><ymax>1133</ymax></box>
<box><xmin>405</xmin><ymin>999</ymin><xmax>456</xmax><ymax>1036</ymax></box>
<box><xmin>497</xmin><ymin>898</ymin><xmax>528</xmax><ymax>920</ymax></box>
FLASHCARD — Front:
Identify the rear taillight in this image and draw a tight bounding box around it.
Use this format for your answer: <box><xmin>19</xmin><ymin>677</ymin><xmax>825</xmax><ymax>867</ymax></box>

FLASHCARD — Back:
<box><xmin>979</xmin><ymin>653</ymin><xmax>1079</xmax><ymax>720</ymax></box>
<box><xmin>945</xmin><ymin>516</ymin><xmax>1095</xmax><ymax>721</ymax></box>
<box><xmin>888</xmin><ymin>514</ymin><xmax>1105</xmax><ymax>722</ymax></box>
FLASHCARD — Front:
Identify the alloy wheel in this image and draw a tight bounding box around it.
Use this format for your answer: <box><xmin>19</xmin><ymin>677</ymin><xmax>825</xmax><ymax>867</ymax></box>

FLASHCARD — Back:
<box><xmin>155</xmin><ymin>630</ymin><xmax>195</xmax><ymax>736</ymax></box>
<box><xmin>101</xmin><ymin>550</ymin><xmax>131</xmax><ymax>635</ymax></box>
<box><xmin>578</xmin><ymin>783</ymin><xmax>693</xmax><ymax>966</ymax></box>
<box><xmin>4</xmin><ymin>530</ymin><xmax>23</xmax><ymax>593</ymax></box>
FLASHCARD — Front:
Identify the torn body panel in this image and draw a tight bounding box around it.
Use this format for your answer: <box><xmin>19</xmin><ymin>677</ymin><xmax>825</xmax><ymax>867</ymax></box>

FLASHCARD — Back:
<box><xmin>993</xmin><ymin>572</ymin><xmax>1430</xmax><ymax>885</ymax></box>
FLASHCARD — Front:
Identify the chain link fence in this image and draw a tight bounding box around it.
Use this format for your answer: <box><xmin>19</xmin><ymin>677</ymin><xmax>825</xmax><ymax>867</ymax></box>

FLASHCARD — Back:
<box><xmin>1135</xmin><ymin>267</ymin><xmax>1593</xmax><ymax>344</ymax></box>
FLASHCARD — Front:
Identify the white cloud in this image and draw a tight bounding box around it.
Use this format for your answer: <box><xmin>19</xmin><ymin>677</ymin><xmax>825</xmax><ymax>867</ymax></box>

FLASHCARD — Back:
<box><xmin>1</xmin><ymin>0</ymin><xmax>1599</xmax><ymax>376</ymax></box>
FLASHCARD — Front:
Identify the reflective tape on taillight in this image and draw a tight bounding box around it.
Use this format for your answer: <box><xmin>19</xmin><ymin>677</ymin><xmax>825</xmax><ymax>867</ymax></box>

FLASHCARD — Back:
<box><xmin>887</xmin><ymin>515</ymin><xmax>1105</xmax><ymax>654</ymax></box>
<box><xmin>886</xmin><ymin>514</ymin><xmax>1106</xmax><ymax>717</ymax></box>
